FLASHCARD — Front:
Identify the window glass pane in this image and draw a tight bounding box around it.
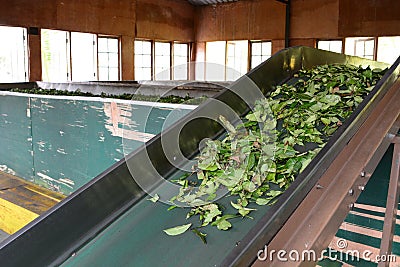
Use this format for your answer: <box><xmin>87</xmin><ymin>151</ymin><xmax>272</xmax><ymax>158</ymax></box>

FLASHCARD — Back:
<box><xmin>251</xmin><ymin>56</ymin><xmax>262</xmax><ymax>69</ymax></box>
<box><xmin>99</xmin><ymin>67</ymin><xmax>109</xmax><ymax>81</ymax></box>
<box><xmin>135</xmin><ymin>41</ymin><xmax>143</xmax><ymax>51</ymax></box>
<box><xmin>365</xmin><ymin>39</ymin><xmax>374</xmax><ymax>56</ymax></box>
<box><xmin>97</xmin><ymin>37</ymin><xmax>119</xmax><ymax>81</ymax></box>
<box><xmin>109</xmin><ymin>68</ymin><xmax>119</xmax><ymax>81</ymax></box>
<box><xmin>205</xmin><ymin>41</ymin><xmax>226</xmax><ymax>81</ymax></box>
<box><xmin>142</xmin><ymin>55</ymin><xmax>152</xmax><ymax>68</ymax></box>
<box><xmin>377</xmin><ymin>36</ymin><xmax>400</xmax><ymax>64</ymax></box>
<box><xmin>108</xmin><ymin>39</ymin><xmax>119</xmax><ymax>53</ymax></box>
<box><xmin>0</xmin><ymin>26</ymin><xmax>28</xmax><ymax>83</ymax></box>
<box><xmin>355</xmin><ymin>41</ymin><xmax>364</xmax><ymax>57</ymax></box>
<box><xmin>318</xmin><ymin>41</ymin><xmax>330</xmax><ymax>51</ymax></box>
<box><xmin>155</xmin><ymin>42</ymin><xmax>170</xmax><ymax>56</ymax></box>
<box><xmin>173</xmin><ymin>43</ymin><xmax>188</xmax><ymax>80</ymax></box>
<box><xmin>226</xmin><ymin>40</ymin><xmax>248</xmax><ymax>81</ymax></box>
<box><xmin>98</xmin><ymin>38</ymin><xmax>108</xmax><ymax>53</ymax></box>
<box><xmin>154</xmin><ymin>42</ymin><xmax>171</xmax><ymax>80</ymax></box>
<box><xmin>108</xmin><ymin>53</ymin><xmax>118</xmax><ymax>67</ymax></box>
<box><xmin>141</xmin><ymin>68</ymin><xmax>152</xmax><ymax>80</ymax></box>
<box><xmin>262</xmin><ymin>42</ymin><xmax>271</xmax><ymax>54</ymax></box>
<box><xmin>98</xmin><ymin>53</ymin><xmax>109</xmax><ymax>67</ymax></box>
<box><xmin>317</xmin><ymin>40</ymin><xmax>342</xmax><ymax>53</ymax></box>
<box><xmin>71</xmin><ymin>32</ymin><xmax>97</xmax><ymax>81</ymax></box>
<box><xmin>142</xmin><ymin>42</ymin><xmax>151</xmax><ymax>55</ymax></box>
<box><xmin>41</xmin><ymin>29</ymin><xmax>69</xmax><ymax>82</ymax></box>
<box><xmin>134</xmin><ymin>40</ymin><xmax>152</xmax><ymax>80</ymax></box>
<box><xmin>252</xmin><ymin>42</ymin><xmax>261</xmax><ymax>56</ymax></box>
<box><xmin>330</xmin><ymin>41</ymin><xmax>342</xmax><ymax>53</ymax></box>
<box><xmin>345</xmin><ymin>37</ymin><xmax>375</xmax><ymax>59</ymax></box>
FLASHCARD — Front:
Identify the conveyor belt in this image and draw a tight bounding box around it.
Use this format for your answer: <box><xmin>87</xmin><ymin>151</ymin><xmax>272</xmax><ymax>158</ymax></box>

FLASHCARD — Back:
<box><xmin>0</xmin><ymin>47</ymin><xmax>399</xmax><ymax>267</ymax></box>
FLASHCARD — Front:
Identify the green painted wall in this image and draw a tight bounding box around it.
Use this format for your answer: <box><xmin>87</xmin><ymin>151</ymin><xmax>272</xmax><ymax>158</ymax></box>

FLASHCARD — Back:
<box><xmin>0</xmin><ymin>94</ymin><xmax>192</xmax><ymax>195</ymax></box>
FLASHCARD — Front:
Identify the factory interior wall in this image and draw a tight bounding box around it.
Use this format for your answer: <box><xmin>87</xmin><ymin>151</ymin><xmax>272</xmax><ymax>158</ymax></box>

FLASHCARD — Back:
<box><xmin>0</xmin><ymin>0</ymin><xmax>399</xmax><ymax>81</ymax></box>
<box><xmin>0</xmin><ymin>0</ymin><xmax>195</xmax><ymax>81</ymax></box>
<box><xmin>135</xmin><ymin>0</ymin><xmax>194</xmax><ymax>42</ymax></box>
<box><xmin>193</xmin><ymin>0</ymin><xmax>400</xmax><ymax>61</ymax></box>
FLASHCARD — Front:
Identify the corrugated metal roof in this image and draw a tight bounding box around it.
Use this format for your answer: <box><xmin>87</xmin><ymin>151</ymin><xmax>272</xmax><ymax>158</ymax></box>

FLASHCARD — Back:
<box><xmin>188</xmin><ymin>0</ymin><xmax>238</xmax><ymax>6</ymax></box>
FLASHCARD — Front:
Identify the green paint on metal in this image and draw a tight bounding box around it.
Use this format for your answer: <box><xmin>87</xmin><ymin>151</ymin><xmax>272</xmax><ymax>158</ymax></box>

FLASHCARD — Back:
<box><xmin>60</xmin><ymin>185</ymin><xmax>273</xmax><ymax>267</ymax></box>
<box><xmin>0</xmin><ymin>94</ymin><xmax>192</xmax><ymax>195</ymax></box>
<box><xmin>0</xmin><ymin>95</ymin><xmax>33</xmax><ymax>180</ymax></box>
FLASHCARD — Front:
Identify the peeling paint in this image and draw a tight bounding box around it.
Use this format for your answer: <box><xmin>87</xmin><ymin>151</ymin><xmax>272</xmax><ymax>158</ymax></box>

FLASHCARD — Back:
<box><xmin>0</xmin><ymin>165</ymin><xmax>16</xmax><ymax>176</ymax></box>
<box><xmin>56</xmin><ymin>148</ymin><xmax>67</xmax><ymax>155</ymax></box>
<box><xmin>37</xmin><ymin>172</ymin><xmax>73</xmax><ymax>189</ymax></box>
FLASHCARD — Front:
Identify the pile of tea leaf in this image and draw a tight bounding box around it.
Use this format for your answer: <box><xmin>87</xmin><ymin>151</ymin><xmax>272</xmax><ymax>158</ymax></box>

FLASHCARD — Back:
<box><xmin>160</xmin><ymin>64</ymin><xmax>386</xmax><ymax>241</ymax></box>
<box><xmin>9</xmin><ymin>88</ymin><xmax>205</xmax><ymax>104</ymax></box>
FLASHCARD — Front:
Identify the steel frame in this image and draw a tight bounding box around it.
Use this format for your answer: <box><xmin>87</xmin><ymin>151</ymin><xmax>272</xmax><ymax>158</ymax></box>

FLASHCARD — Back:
<box><xmin>253</xmin><ymin>80</ymin><xmax>400</xmax><ymax>266</ymax></box>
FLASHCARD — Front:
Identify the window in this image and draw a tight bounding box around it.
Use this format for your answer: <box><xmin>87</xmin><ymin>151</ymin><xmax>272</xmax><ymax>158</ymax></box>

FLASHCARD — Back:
<box><xmin>173</xmin><ymin>43</ymin><xmax>189</xmax><ymax>80</ymax></box>
<box><xmin>134</xmin><ymin>40</ymin><xmax>152</xmax><ymax>80</ymax></box>
<box><xmin>226</xmin><ymin>40</ymin><xmax>248</xmax><ymax>80</ymax></box>
<box><xmin>345</xmin><ymin>37</ymin><xmax>375</xmax><ymax>60</ymax></box>
<box><xmin>377</xmin><ymin>36</ymin><xmax>400</xmax><ymax>65</ymax></box>
<box><xmin>0</xmin><ymin>26</ymin><xmax>28</xmax><ymax>82</ymax></box>
<box><xmin>317</xmin><ymin>40</ymin><xmax>343</xmax><ymax>53</ymax></box>
<box><xmin>134</xmin><ymin>40</ymin><xmax>190</xmax><ymax>81</ymax></box>
<box><xmin>98</xmin><ymin>37</ymin><xmax>119</xmax><ymax>81</ymax></box>
<box><xmin>205</xmin><ymin>40</ymin><xmax>249</xmax><ymax>81</ymax></box>
<box><xmin>41</xmin><ymin>29</ymin><xmax>70</xmax><ymax>82</ymax></box>
<box><xmin>205</xmin><ymin>41</ymin><xmax>226</xmax><ymax>81</ymax></box>
<box><xmin>154</xmin><ymin>42</ymin><xmax>171</xmax><ymax>80</ymax></box>
<box><xmin>250</xmin><ymin>41</ymin><xmax>272</xmax><ymax>69</ymax></box>
<box><xmin>71</xmin><ymin>32</ymin><xmax>97</xmax><ymax>81</ymax></box>
<box><xmin>41</xmin><ymin>30</ymin><xmax>121</xmax><ymax>82</ymax></box>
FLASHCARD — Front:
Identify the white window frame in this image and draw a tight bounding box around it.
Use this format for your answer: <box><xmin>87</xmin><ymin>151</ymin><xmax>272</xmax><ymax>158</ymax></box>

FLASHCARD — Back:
<box><xmin>250</xmin><ymin>40</ymin><xmax>272</xmax><ymax>70</ymax></box>
<box><xmin>134</xmin><ymin>40</ymin><xmax>191</xmax><ymax>81</ymax></box>
<box><xmin>0</xmin><ymin>26</ymin><xmax>29</xmax><ymax>82</ymax></box>
<box><xmin>134</xmin><ymin>39</ymin><xmax>153</xmax><ymax>81</ymax></box>
<box><xmin>154</xmin><ymin>41</ymin><xmax>172</xmax><ymax>80</ymax></box>
<box><xmin>345</xmin><ymin>37</ymin><xmax>376</xmax><ymax>60</ymax></box>
<box><xmin>377</xmin><ymin>36</ymin><xmax>400</xmax><ymax>65</ymax></box>
<box><xmin>205</xmin><ymin>40</ymin><xmax>251</xmax><ymax>81</ymax></box>
<box><xmin>317</xmin><ymin>39</ymin><xmax>343</xmax><ymax>53</ymax></box>
<box><xmin>173</xmin><ymin>42</ymin><xmax>189</xmax><ymax>80</ymax></box>
<box><xmin>98</xmin><ymin>36</ymin><xmax>120</xmax><ymax>81</ymax></box>
<box><xmin>70</xmin><ymin>32</ymin><xmax>97</xmax><ymax>81</ymax></box>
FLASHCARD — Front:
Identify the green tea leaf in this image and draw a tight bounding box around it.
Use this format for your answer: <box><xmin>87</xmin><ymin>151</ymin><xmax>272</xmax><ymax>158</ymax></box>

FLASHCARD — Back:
<box><xmin>163</xmin><ymin>223</ymin><xmax>192</xmax><ymax>236</ymax></box>
<box><xmin>256</xmin><ymin>198</ymin><xmax>272</xmax><ymax>205</ymax></box>
<box><xmin>192</xmin><ymin>228</ymin><xmax>207</xmax><ymax>244</ymax></box>
<box><xmin>148</xmin><ymin>194</ymin><xmax>160</xmax><ymax>203</ymax></box>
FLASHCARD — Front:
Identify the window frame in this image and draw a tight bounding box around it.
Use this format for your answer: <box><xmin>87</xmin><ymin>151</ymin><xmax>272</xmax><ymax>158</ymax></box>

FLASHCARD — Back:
<box><xmin>0</xmin><ymin>25</ymin><xmax>29</xmax><ymax>82</ymax></box>
<box><xmin>153</xmin><ymin>40</ymin><xmax>172</xmax><ymax>80</ymax></box>
<box><xmin>41</xmin><ymin>30</ymin><xmax>122</xmax><ymax>82</ymax></box>
<box><xmin>70</xmin><ymin>31</ymin><xmax>98</xmax><ymax>82</ymax></box>
<box><xmin>317</xmin><ymin>39</ymin><xmax>344</xmax><ymax>53</ymax></box>
<box><xmin>134</xmin><ymin>39</ymin><xmax>153</xmax><ymax>81</ymax></box>
<box><xmin>134</xmin><ymin>39</ymin><xmax>191</xmax><ymax>81</ymax></box>
<box><xmin>344</xmin><ymin>37</ymin><xmax>377</xmax><ymax>60</ymax></box>
<box><xmin>249</xmin><ymin>40</ymin><xmax>272</xmax><ymax>70</ymax></box>
<box><xmin>376</xmin><ymin>36</ymin><xmax>400</xmax><ymax>64</ymax></box>
<box><xmin>172</xmin><ymin>42</ymin><xmax>190</xmax><ymax>80</ymax></box>
<box><xmin>97</xmin><ymin>35</ymin><xmax>121</xmax><ymax>81</ymax></box>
